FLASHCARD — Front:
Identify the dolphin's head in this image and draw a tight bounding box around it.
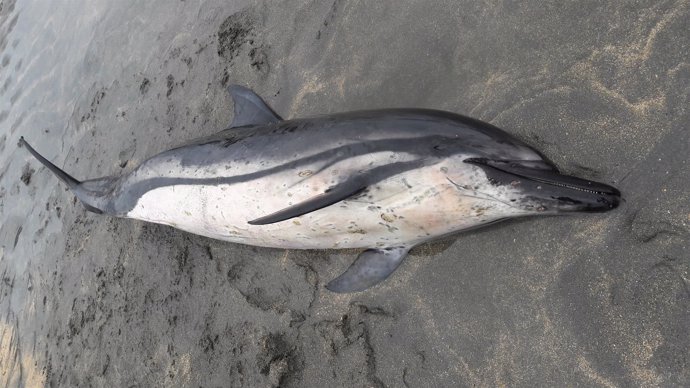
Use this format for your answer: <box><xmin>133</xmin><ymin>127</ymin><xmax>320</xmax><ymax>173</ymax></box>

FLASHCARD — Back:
<box><xmin>462</xmin><ymin>158</ymin><xmax>621</xmax><ymax>214</ymax></box>
<box><xmin>427</xmin><ymin>112</ymin><xmax>621</xmax><ymax>214</ymax></box>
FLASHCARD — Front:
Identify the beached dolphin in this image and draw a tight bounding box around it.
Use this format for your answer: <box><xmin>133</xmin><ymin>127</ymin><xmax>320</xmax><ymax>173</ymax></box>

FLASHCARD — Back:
<box><xmin>20</xmin><ymin>85</ymin><xmax>620</xmax><ymax>292</ymax></box>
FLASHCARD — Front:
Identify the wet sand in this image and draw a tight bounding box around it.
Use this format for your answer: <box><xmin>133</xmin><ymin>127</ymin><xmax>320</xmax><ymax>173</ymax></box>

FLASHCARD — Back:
<box><xmin>0</xmin><ymin>0</ymin><xmax>688</xmax><ymax>386</ymax></box>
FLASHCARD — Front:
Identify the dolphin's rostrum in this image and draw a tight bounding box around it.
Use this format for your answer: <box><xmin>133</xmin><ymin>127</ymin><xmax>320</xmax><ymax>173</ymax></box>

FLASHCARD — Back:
<box><xmin>20</xmin><ymin>85</ymin><xmax>621</xmax><ymax>292</ymax></box>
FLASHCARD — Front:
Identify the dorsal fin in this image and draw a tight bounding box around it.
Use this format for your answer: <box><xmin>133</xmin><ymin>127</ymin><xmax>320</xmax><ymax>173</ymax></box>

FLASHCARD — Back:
<box><xmin>228</xmin><ymin>85</ymin><xmax>282</xmax><ymax>127</ymax></box>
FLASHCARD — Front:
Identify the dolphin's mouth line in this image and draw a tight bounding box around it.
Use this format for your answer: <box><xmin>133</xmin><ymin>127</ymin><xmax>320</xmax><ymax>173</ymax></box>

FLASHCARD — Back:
<box><xmin>520</xmin><ymin>176</ymin><xmax>603</xmax><ymax>195</ymax></box>
<box><xmin>463</xmin><ymin>158</ymin><xmax>618</xmax><ymax>196</ymax></box>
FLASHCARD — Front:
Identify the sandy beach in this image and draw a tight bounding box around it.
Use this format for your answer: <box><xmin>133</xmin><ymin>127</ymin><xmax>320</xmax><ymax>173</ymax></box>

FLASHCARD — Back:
<box><xmin>0</xmin><ymin>0</ymin><xmax>688</xmax><ymax>386</ymax></box>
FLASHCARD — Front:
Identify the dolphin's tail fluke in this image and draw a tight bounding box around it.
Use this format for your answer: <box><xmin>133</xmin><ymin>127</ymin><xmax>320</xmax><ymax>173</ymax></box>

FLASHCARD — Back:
<box><xmin>19</xmin><ymin>137</ymin><xmax>112</xmax><ymax>214</ymax></box>
<box><xmin>19</xmin><ymin>137</ymin><xmax>81</xmax><ymax>189</ymax></box>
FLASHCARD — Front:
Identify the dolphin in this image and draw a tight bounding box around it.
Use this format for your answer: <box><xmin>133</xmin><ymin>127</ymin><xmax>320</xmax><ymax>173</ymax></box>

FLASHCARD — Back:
<box><xmin>20</xmin><ymin>85</ymin><xmax>621</xmax><ymax>292</ymax></box>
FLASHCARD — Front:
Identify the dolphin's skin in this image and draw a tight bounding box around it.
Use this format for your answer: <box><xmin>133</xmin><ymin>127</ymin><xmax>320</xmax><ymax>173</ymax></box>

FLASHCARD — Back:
<box><xmin>20</xmin><ymin>85</ymin><xmax>621</xmax><ymax>292</ymax></box>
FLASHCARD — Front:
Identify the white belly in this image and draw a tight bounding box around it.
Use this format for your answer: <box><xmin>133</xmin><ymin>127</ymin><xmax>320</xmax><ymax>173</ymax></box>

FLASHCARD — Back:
<box><xmin>126</xmin><ymin>163</ymin><xmax>528</xmax><ymax>249</ymax></box>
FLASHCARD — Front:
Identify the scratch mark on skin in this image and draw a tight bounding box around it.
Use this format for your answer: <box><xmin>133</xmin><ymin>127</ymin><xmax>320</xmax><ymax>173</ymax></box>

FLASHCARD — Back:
<box><xmin>445</xmin><ymin>177</ymin><xmax>519</xmax><ymax>211</ymax></box>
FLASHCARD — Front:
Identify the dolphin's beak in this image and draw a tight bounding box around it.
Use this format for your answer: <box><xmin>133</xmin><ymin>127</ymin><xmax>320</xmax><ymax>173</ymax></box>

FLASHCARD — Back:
<box><xmin>465</xmin><ymin>158</ymin><xmax>621</xmax><ymax>213</ymax></box>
